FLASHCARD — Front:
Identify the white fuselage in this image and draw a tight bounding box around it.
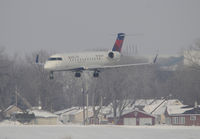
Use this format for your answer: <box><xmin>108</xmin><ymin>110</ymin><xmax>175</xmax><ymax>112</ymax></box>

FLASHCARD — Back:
<box><xmin>44</xmin><ymin>51</ymin><xmax>120</xmax><ymax>71</ymax></box>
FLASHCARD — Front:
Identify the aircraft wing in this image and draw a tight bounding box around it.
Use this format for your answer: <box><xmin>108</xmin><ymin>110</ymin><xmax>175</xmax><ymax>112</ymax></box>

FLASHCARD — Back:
<box><xmin>55</xmin><ymin>62</ymin><xmax>151</xmax><ymax>71</ymax></box>
<box><xmin>86</xmin><ymin>62</ymin><xmax>151</xmax><ymax>70</ymax></box>
<box><xmin>87</xmin><ymin>54</ymin><xmax>158</xmax><ymax>70</ymax></box>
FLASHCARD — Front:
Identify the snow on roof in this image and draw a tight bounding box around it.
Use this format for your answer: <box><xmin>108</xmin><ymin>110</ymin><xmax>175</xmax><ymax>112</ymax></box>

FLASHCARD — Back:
<box><xmin>4</xmin><ymin>105</ymin><xmax>22</xmax><ymax>112</ymax></box>
<box><xmin>124</xmin><ymin>109</ymin><xmax>155</xmax><ymax>117</ymax></box>
<box><xmin>167</xmin><ymin>105</ymin><xmax>193</xmax><ymax>115</ymax></box>
<box><xmin>65</xmin><ymin>108</ymin><xmax>83</xmax><ymax>115</ymax></box>
<box><xmin>56</xmin><ymin>106</ymin><xmax>112</xmax><ymax>116</ymax></box>
<box><xmin>105</xmin><ymin>99</ymin><xmax>184</xmax><ymax>117</ymax></box>
<box><xmin>107</xmin><ymin>109</ymin><xmax>155</xmax><ymax>118</ymax></box>
<box><xmin>29</xmin><ymin>110</ymin><xmax>58</xmax><ymax>118</ymax></box>
<box><xmin>100</xmin><ymin>106</ymin><xmax>113</xmax><ymax>115</ymax></box>
<box><xmin>134</xmin><ymin>99</ymin><xmax>155</xmax><ymax>106</ymax></box>
<box><xmin>54</xmin><ymin>107</ymin><xmax>79</xmax><ymax>115</ymax></box>
<box><xmin>143</xmin><ymin>99</ymin><xmax>183</xmax><ymax>115</ymax></box>
<box><xmin>58</xmin><ymin>107</ymin><xmax>94</xmax><ymax>116</ymax></box>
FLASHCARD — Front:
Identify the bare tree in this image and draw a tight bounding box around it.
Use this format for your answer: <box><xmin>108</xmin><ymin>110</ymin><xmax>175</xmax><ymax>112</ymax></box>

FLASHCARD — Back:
<box><xmin>184</xmin><ymin>39</ymin><xmax>200</xmax><ymax>70</ymax></box>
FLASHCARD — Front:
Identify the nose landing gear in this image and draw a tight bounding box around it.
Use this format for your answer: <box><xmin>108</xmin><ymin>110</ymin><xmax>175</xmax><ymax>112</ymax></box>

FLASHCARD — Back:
<box><xmin>75</xmin><ymin>72</ymin><xmax>81</xmax><ymax>78</ymax></box>
<box><xmin>49</xmin><ymin>71</ymin><xmax>54</xmax><ymax>80</ymax></box>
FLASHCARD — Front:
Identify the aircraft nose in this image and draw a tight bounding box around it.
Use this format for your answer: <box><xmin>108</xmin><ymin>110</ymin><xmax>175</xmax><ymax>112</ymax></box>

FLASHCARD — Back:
<box><xmin>44</xmin><ymin>63</ymin><xmax>51</xmax><ymax>70</ymax></box>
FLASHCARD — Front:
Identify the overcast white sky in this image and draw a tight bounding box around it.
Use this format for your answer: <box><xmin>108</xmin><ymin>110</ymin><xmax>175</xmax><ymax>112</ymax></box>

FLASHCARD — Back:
<box><xmin>0</xmin><ymin>0</ymin><xmax>200</xmax><ymax>56</ymax></box>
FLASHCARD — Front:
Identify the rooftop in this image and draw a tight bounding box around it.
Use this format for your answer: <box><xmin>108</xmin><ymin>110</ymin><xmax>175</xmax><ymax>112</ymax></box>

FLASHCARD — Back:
<box><xmin>28</xmin><ymin>109</ymin><xmax>58</xmax><ymax>118</ymax></box>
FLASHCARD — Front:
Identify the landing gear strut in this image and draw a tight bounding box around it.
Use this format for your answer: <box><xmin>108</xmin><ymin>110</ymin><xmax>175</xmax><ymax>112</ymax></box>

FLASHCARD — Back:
<box><xmin>75</xmin><ymin>72</ymin><xmax>81</xmax><ymax>78</ymax></box>
<box><xmin>49</xmin><ymin>71</ymin><xmax>54</xmax><ymax>80</ymax></box>
<box><xmin>93</xmin><ymin>70</ymin><xmax>99</xmax><ymax>78</ymax></box>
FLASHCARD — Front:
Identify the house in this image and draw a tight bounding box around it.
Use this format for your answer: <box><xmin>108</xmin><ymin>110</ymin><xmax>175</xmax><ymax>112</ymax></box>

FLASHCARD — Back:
<box><xmin>11</xmin><ymin>111</ymin><xmax>35</xmax><ymax>123</ymax></box>
<box><xmin>98</xmin><ymin>106</ymin><xmax>113</xmax><ymax>124</ymax></box>
<box><xmin>55</xmin><ymin>106</ymin><xmax>109</xmax><ymax>124</ymax></box>
<box><xmin>143</xmin><ymin>99</ymin><xmax>183</xmax><ymax>124</ymax></box>
<box><xmin>54</xmin><ymin>107</ymin><xmax>78</xmax><ymax>123</ymax></box>
<box><xmin>165</xmin><ymin>104</ymin><xmax>200</xmax><ymax>126</ymax></box>
<box><xmin>55</xmin><ymin>107</ymin><xmax>93</xmax><ymax>124</ymax></box>
<box><xmin>28</xmin><ymin>109</ymin><xmax>58</xmax><ymax>125</ymax></box>
<box><xmin>3</xmin><ymin>105</ymin><xmax>23</xmax><ymax>118</ymax></box>
<box><xmin>107</xmin><ymin>109</ymin><xmax>155</xmax><ymax>126</ymax></box>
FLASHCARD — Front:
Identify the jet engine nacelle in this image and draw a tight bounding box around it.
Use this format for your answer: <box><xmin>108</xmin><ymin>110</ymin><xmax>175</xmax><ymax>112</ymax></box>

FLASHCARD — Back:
<box><xmin>107</xmin><ymin>51</ymin><xmax>121</xmax><ymax>61</ymax></box>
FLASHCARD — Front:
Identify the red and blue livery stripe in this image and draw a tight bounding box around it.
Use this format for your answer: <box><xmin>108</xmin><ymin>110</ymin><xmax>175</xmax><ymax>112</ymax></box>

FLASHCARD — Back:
<box><xmin>112</xmin><ymin>33</ymin><xmax>125</xmax><ymax>52</ymax></box>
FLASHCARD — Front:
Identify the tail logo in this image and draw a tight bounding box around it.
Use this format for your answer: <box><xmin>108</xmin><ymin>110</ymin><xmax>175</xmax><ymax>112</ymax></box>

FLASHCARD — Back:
<box><xmin>112</xmin><ymin>33</ymin><xmax>125</xmax><ymax>52</ymax></box>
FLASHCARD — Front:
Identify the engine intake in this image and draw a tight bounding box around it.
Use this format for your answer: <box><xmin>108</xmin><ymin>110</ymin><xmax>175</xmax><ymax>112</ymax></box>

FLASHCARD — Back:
<box><xmin>108</xmin><ymin>52</ymin><xmax>114</xmax><ymax>58</ymax></box>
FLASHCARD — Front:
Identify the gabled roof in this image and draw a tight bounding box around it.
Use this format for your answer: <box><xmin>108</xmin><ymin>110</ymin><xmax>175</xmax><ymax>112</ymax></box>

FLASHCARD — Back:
<box><xmin>167</xmin><ymin>105</ymin><xmax>193</xmax><ymax>115</ymax></box>
<box><xmin>67</xmin><ymin>108</ymin><xmax>84</xmax><ymax>115</ymax></box>
<box><xmin>123</xmin><ymin>109</ymin><xmax>155</xmax><ymax>117</ymax></box>
<box><xmin>55</xmin><ymin>107</ymin><xmax>94</xmax><ymax>115</ymax></box>
<box><xmin>107</xmin><ymin>109</ymin><xmax>155</xmax><ymax>118</ymax></box>
<box><xmin>55</xmin><ymin>106</ymin><xmax>112</xmax><ymax>116</ymax></box>
<box><xmin>134</xmin><ymin>99</ymin><xmax>155</xmax><ymax>106</ymax></box>
<box><xmin>3</xmin><ymin>105</ymin><xmax>22</xmax><ymax>112</ymax></box>
<box><xmin>56</xmin><ymin>107</ymin><xmax>94</xmax><ymax>116</ymax></box>
<box><xmin>183</xmin><ymin>107</ymin><xmax>200</xmax><ymax>114</ymax></box>
<box><xmin>28</xmin><ymin>109</ymin><xmax>58</xmax><ymax>118</ymax></box>
<box><xmin>143</xmin><ymin>99</ymin><xmax>183</xmax><ymax>115</ymax></box>
<box><xmin>54</xmin><ymin>107</ymin><xmax>79</xmax><ymax>115</ymax></box>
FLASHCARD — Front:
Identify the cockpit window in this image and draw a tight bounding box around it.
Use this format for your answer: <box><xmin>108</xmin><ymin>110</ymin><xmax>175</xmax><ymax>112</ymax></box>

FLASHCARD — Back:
<box><xmin>48</xmin><ymin>57</ymin><xmax>63</xmax><ymax>61</ymax></box>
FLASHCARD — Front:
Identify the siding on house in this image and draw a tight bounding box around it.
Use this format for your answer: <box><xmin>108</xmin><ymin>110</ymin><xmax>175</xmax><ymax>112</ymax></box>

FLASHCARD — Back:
<box><xmin>30</xmin><ymin>117</ymin><xmax>58</xmax><ymax>125</ymax></box>
<box><xmin>28</xmin><ymin>109</ymin><xmax>58</xmax><ymax>125</ymax></box>
<box><xmin>55</xmin><ymin>107</ymin><xmax>93</xmax><ymax>124</ymax></box>
<box><xmin>165</xmin><ymin>105</ymin><xmax>200</xmax><ymax>126</ymax></box>
<box><xmin>167</xmin><ymin>115</ymin><xmax>200</xmax><ymax>126</ymax></box>
<box><xmin>108</xmin><ymin>109</ymin><xmax>155</xmax><ymax>126</ymax></box>
<box><xmin>3</xmin><ymin>105</ymin><xmax>22</xmax><ymax>118</ymax></box>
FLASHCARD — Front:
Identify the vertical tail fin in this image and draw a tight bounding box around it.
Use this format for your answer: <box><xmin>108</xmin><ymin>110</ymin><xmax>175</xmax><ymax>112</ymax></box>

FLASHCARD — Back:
<box><xmin>112</xmin><ymin>33</ymin><xmax>125</xmax><ymax>52</ymax></box>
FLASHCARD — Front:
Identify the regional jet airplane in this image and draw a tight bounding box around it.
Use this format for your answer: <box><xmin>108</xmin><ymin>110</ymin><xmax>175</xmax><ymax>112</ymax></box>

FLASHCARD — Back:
<box><xmin>37</xmin><ymin>33</ymin><xmax>157</xmax><ymax>79</ymax></box>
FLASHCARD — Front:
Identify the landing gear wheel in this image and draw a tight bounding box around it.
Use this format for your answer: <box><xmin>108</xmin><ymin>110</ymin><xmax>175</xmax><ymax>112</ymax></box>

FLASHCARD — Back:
<box><xmin>93</xmin><ymin>71</ymin><xmax>99</xmax><ymax>78</ymax></box>
<box><xmin>49</xmin><ymin>71</ymin><xmax>54</xmax><ymax>80</ymax></box>
<box><xmin>75</xmin><ymin>72</ymin><xmax>81</xmax><ymax>78</ymax></box>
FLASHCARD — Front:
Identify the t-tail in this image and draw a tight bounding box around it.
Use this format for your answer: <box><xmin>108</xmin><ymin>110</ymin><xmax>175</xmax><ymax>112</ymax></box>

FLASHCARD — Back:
<box><xmin>112</xmin><ymin>33</ymin><xmax>125</xmax><ymax>53</ymax></box>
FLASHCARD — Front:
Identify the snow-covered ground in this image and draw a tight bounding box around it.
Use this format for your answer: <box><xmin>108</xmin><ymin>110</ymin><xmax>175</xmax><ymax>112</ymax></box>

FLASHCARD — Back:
<box><xmin>0</xmin><ymin>125</ymin><xmax>200</xmax><ymax>139</ymax></box>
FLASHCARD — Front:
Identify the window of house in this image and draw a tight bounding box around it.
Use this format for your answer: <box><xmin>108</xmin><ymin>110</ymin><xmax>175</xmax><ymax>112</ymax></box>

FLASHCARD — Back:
<box><xmin>190</xmin><ymin>115</ymin><xmax>196</xmax><ymax>121</ymax></box>
<box><xmin>172</xmin><ymin>117</ymin><xmax>179</xmax><ymax>124</ymax></box>
<box><xmin>179</xmin><ymin>117</ymin><xmax>185</xmax><ymax>124</ymax></box>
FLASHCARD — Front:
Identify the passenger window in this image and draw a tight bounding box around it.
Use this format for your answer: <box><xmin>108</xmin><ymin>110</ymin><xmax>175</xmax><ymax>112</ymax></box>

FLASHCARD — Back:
<box><xmin>48</xmin><ymin>57</ymin><xmax>62</xmax><ymax>61</ymax></box>
<box><xmin>57</xmin><ymin>58</ymin><xmax>62</xmax><ymax>60</ymax></box>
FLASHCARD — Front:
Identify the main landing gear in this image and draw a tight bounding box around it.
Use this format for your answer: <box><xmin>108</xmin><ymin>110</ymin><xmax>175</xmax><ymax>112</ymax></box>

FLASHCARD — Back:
<box><xmin>49</xmin><ymin>71</ymin><xmax>54</xmax><ymax>80</ymax></box>
<box><xmin>49</xmin><ymin>71</ymin><xmax>100</xmax><ymax>79</ymax></box>
<box><xmin>75</xmin><ymin>72</ymin><xmax>81</xmax><ymax>78</ymax></box>
<box><xmin>74</xmin><ymin>70</ymin><xmax>100</xmax><ymax>78</ymax></box>
<box><xmin>93</xmin><ymin>70</ymin><xmax>99</xmax><ymax>78</ymax></box>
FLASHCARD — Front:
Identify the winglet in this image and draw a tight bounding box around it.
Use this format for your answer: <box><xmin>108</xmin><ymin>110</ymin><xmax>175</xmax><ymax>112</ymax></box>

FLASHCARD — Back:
<box><xmin>153</xmin><ymin>54</ymin><xmax>158</xmax><ymax>64</ymax></box>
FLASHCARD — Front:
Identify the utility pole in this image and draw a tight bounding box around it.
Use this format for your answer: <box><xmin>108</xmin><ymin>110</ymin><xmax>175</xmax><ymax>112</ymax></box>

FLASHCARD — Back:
<box><xmin>15</xmin><ymin>87</ymin><xmax>18</xmax><ymax>107</ymax></box>
<box><xmin>86</xmin><ymin>93</ymin><xmax>89</xmax><ymax>125</ymax></box>
<box><xmin>81</xmin><ymin>88</ymin><xmax>85</xmax><ymax>125</ymax></box>
<box><xmin>100</xmin><ymin>96</ymin><xmax>103</xmax><ymax>123</ymax></box>
<box><xmin>81</xmin><ymin>71</ymin><xmax>91</xmax><ymax>125</ymax></box>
